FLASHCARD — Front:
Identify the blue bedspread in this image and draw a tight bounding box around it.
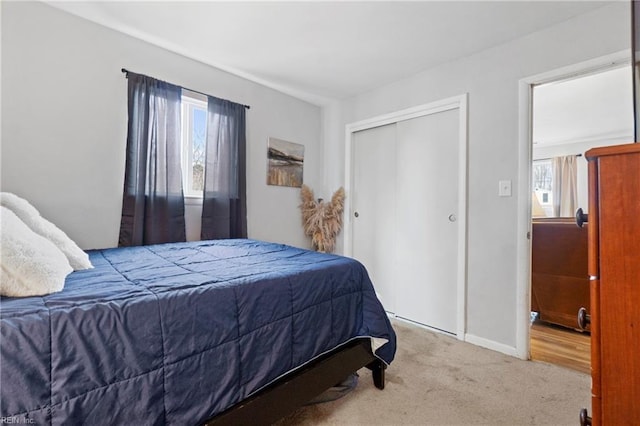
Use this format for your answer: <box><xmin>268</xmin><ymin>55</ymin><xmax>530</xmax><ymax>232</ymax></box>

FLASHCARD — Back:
<box><xmin>0</xmin><ymin>239</ymin><xmax>396</xmax><ymax>425</ymax></box>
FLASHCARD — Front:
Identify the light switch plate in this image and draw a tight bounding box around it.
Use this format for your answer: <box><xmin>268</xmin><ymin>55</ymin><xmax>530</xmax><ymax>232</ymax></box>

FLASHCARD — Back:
<box><xmin>499</xmin><ymin>180</ymin><xmax>512</xmax><ymax>197</ymax></box>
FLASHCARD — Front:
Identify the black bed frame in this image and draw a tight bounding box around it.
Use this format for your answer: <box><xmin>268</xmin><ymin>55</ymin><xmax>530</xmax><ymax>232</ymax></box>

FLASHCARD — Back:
<box><xmin>204</xmin><ymin>338</ymin><xmax>386</xmax><ymax>425</ymax></box>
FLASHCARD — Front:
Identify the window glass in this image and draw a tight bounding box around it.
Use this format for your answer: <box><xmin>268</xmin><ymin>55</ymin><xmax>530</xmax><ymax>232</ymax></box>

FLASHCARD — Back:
<box><xmin>181</xmin><ymin>93</ymin><xmax>207</xmax><ymax>197</ymax></box>
<box><xmin>191</xmin><ymin>107</ymin><xmax>206</xmax><ymax>193</ymax></box>
<box><xmin>532</xmin><ymin>159</ymin><xmax>553</xmax><ymax>217</ymax></box>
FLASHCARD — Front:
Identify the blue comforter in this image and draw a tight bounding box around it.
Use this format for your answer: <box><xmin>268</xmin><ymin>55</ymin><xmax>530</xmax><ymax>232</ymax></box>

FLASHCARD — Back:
<box><xmin>0</xmin><ymin>239</ymin><xmax>396</xmax><ymax>425</ymax></box>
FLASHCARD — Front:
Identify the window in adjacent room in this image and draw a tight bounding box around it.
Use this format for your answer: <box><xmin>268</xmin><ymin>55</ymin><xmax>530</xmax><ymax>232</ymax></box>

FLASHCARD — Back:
<box><xmin>532</xmin><ymin>159</ymin><xmax>553</xmax><ymax>217</ymax></box>
<box><xmin>181</xmin><ymin>90</ymin><xmax>207</xmax><ymax>197</ymax></box>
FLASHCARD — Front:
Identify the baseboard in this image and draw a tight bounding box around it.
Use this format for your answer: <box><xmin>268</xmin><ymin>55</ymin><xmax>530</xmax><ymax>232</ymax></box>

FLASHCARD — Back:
<box><xmin>390</xmin><ymin>316</ymin><xmax>520</xmax><ymax>358</ymax></box>
<box><xmin>391</xmin><ymin>316</ymin><xmax>458</xmax><ymax>339</ymax></box>
<box><xmin>464</xmin><ymin>333</ymin><xmax>519</xmax><ymax>358</ymax></box>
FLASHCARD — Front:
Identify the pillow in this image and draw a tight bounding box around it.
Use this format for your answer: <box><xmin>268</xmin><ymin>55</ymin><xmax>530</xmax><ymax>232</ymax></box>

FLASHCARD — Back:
<box><xmin>0</xmin><ymin>192</ymin><xmax>93</xmax><ymax>270</ymax></box>
<box><xmin>1</xmin><ymin>207</ymin><xmax>72</xmax><ymax>297</ymax></box>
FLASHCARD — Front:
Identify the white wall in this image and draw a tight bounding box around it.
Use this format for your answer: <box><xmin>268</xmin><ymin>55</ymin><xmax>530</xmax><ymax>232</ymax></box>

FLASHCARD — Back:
<box><xmin>1</xmin><ymin>1</ymin><xmax>321</xmax><ymax>250</ymax></box>
<box><xmin>324</xmin><ymin>3</ymin><xmax>629</xmax><ymax>351</ymax></box>
<box><xmin>1</xmin><ymin>0</ymin><xmax>631</xmax><ymax>355</ymax></box>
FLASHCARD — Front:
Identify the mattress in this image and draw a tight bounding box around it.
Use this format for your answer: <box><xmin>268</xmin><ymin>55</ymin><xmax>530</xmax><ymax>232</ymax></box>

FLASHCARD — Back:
<box><xmin>0</xmin><ymin>239</ymin><xmax>396</xmax><ymax>425</ymax></box>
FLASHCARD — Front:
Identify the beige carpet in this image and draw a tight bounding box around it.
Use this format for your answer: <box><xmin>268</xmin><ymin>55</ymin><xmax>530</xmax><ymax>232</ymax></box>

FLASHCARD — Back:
<box><xmin>276</xmin><ymin>319</ymin><xmax>590</xmax><ymax>425</ymax></box>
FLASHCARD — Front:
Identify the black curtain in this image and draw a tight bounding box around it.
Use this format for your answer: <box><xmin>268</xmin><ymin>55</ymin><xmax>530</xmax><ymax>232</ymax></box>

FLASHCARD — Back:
<box><xmin>119</xmin><ymin>72</ymin><xmax>186</xmax><ymax>246</ymax></box>
<box><xmin>201</xmin><ymin>97</ymin><xmax>247</xmax><ymax>240</ymax></box>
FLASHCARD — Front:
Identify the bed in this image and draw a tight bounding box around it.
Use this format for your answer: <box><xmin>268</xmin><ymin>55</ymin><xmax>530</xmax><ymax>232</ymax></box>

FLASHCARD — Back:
<box><xmin>0</xmin><ymin>239</ymin><xmax>396</xmax><ymax>425</ymax></box>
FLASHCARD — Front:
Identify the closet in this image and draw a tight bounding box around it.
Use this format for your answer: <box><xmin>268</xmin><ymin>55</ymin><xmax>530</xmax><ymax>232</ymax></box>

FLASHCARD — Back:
<box><xmin>349</xmin><ymin>103</ymin><xmax>465</xmax><ymax>335</ymax></box>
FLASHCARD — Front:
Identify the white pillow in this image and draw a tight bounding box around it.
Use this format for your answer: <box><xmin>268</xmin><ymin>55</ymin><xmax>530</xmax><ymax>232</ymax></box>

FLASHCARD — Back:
<box><xmin>1</xmin><ymin>207</ymin><xmax>72</xmax><ymax>297</ymax></box>
<box><xmin>0</xmin><ymin>192</ymin><xmax>92</xmax><ymax>270</ymax></box>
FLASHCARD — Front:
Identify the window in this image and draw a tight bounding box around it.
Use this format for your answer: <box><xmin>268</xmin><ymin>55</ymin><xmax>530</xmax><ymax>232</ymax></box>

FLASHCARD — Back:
<box><xmin>532</xmin><ymin>159</ymin><xmax>553</xmax><ymax>216</ymax></box>
<box><xmin>181</xmin><ymin>91</ymin><xmax>207</xmax><ymax>197</ymax></box>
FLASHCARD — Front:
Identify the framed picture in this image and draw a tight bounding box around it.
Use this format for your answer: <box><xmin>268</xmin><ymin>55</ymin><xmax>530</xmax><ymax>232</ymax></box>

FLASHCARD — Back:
<box><xmin>267</xmin><ymin>137</ymin><xmax>304</xmax><ymax>187</ymax></box>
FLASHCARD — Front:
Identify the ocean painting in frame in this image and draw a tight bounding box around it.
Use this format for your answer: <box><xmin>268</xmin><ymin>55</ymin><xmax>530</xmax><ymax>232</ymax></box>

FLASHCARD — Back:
<box><xmin>267</xmin><ymin>137</ymin><xmax>304</xmax><ymax>187</ymax></box>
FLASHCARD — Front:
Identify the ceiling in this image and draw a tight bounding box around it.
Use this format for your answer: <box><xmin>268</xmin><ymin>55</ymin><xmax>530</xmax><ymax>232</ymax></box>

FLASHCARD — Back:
<box><xmin>533</xmin><ymin>65</ymin><xmax>634</xmax><ymax>147</ymax></box>
<box><xmin>47</xmin><ymin>1</ymin><xmax>611</xmax><ymax>105</ymax></box>
<box><xmin>45</xmin><ymin>1</ymin><xmax>631</xmax><ymax>146</ymax></box>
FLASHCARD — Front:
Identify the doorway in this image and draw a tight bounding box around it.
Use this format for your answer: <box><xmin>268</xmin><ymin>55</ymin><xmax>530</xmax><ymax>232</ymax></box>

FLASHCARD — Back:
<box><xmin>521</xmin><ymin>57</ymin><xmax>633</xmax><ymax>368</ymax></box>
<box><xmin>344</xmin><ymin>95</ymin><xmax>468</xmax><ymax>338</ymax></box>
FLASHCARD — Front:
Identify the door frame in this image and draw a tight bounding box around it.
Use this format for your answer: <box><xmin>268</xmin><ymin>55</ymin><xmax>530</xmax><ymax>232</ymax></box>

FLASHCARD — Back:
<box><xmin>515</xmin><ymin>50</ymin><xmax>630</xmax><ymax>359</ymax></box>
<box><xmin>344</xmin><ymin>94</ymin><xmax>468</xmax><ymax>340</ymax></box>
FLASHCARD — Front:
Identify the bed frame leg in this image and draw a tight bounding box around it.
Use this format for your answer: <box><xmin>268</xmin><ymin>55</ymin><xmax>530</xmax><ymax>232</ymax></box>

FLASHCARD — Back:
<box><xmin>368</xmin><ymin>360</ymin><xmax>386</xmax><ymax>390</ymax></box>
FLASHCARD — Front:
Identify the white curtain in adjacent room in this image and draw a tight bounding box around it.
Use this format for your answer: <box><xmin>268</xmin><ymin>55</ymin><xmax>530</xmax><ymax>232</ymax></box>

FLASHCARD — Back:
<box><xmin>552</xmin><ymin>155</ymin><xmax>578</xmax><ymax>217</ymax></box>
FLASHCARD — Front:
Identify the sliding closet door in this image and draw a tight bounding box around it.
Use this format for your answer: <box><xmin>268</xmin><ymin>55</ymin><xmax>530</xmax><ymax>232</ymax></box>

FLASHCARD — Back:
<box><xmin>394</xmin><ymin>109</ymin><xmax>460</xmax><ymax>333</ymax></box>
<box><xmin>351</xmin><ymin>124</ymin><xmax>397</xmax><ymax>314</ymax></box>
<box><xmin>350</xmin><ymin>104</ymin><xmax>463</xmax><ymax>334</ymax></box>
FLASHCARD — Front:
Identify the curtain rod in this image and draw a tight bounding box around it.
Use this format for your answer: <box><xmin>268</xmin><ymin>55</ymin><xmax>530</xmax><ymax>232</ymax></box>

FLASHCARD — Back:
<box><xmin>121</xmin><ymin>68</ymin><xmax>250</xmax><ymax>110</ymax></box>
<box><xmin>535</xmin><ymin>153</ymin><xmax>583</xmax><ymax>161</ymax></box>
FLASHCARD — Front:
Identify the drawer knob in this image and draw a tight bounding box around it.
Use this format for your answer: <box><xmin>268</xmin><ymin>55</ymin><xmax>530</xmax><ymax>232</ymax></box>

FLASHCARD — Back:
<box><xmin>575</xmin><ymin>208</ymin><xmax>588</xmax><ymax>228</ymax></box>
<box><xmin>577</xmin><ymin>307</ymin><xmax>591</xmax><ymax>330</ymax></box>
<box><xmin>579</xmin><ymin>408</ymin><xmax>592</xmax><ymax>426</ymax></box>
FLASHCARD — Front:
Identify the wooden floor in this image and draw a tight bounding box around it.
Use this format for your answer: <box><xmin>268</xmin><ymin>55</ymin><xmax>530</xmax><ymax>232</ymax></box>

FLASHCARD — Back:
<box><xmin>530</xmin><ymin>322</ymin><xmax>591</xmax><ymax>374</ymax></box>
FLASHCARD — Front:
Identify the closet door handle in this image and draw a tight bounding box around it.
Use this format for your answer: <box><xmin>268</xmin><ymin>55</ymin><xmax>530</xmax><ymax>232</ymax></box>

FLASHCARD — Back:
<box><xmin>577</xmin><ymin>307</ymin><xmax>590</xmax><ymax>330</ymax></box>
<box><xmin>354</xmin><ymin>211</ymin><xmax>359</xmax><ymax>218</ymax></box>
<box><xmin>575</xmin><ymin>208</ymin><xmax>588</xmax><ymax>228</ymax></box>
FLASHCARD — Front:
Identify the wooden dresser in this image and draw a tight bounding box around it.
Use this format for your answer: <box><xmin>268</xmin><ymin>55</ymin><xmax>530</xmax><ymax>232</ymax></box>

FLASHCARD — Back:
<box><xmin>580</xmin><ymin>143</ymin><xmax>640</xmax><ymax>425</ymax></box>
